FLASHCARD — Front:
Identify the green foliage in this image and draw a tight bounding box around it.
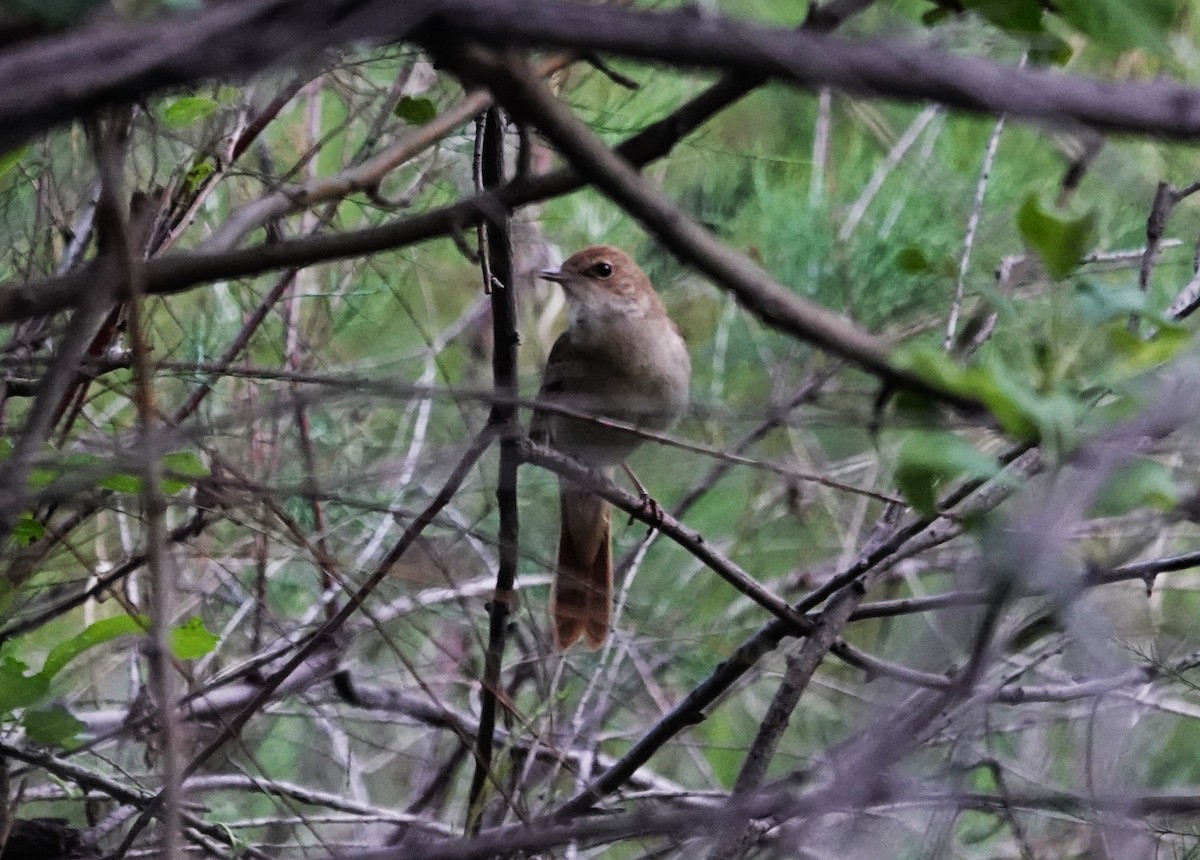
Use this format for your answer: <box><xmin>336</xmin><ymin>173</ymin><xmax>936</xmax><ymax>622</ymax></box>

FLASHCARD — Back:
<box><xmin>916</xmin><ymin>0</ymin><xmax>1184</xmax><ymax>60</ymax></box>
<box><xmin>171</xmin><ymin>616</ymin><xmax>218</xmax><ymax>659</ymax></box>
<box><xmin>892</xmin><ymin>344</ymin><xmax>1080</xmax><ymax>443</ymax></box>
<box><xmin>0</xmin><ymin>614</ymin><xmax>216</xmax><ymax>748</ymax></box>
<box><xmin>895</xmin><ymin>429</ymin><xmax>1001</xmax><ymax>516</ymax></box>
<box><xmin>39</xmin><ymin>614</ymin><xmax>146</xmax><ymax>680</ymax></box>
<box><xmin>0</xmin><ymin>656</ymin><xmax>49</xmax><ymax>712</ymax></box>
<box><xmin>22</xmin><ymin>704</ymin><xmax>84</xmax><ymax>747</ymax></box>
<box><xmin>1054</xmin><ymin>0</ymin><xmax>1182</xmax><ymax>55</ymax></box>
<box><xmin>161</xmin><ymin>96</ymin><xmax>219</xmax><ymax>128</ymax></box>
<box><xmin>962</xmin><ymin>0</ymin><xmax>1045</xmax><ymax>33</ymax></box>
<box><xmin>1016</xmin><ymin>194</ymin><xmax>1096</xmax><ymax>280</ymax></box>
<box><xmin>393</xmin><ymin>96</ymin><xmax>438</xmax><ymax>124</ymax></box>
<box><xmin>0</xmin><ymin>147</ymin><xmax>28</xmax><ymax>184</ymax></box>
<box><xmin>12</xmin><ymin>513</ymin><xmax>45</xmax><ymax>546</ymax></box>
<box><xmin>185</xmin><ymin>157</ymin><xmax>215</xmax><ymax>192</ymax></box>
<box><xmin>163</xmin><ymin>450</ymin><xmax>210</xmax><ymax>490</ymax></box>
<box><xmin>1103</xmin><ymin>320</ymin><xmax>1192</xmax><ymax>378</ymax></box>
<box><xmin>1090</xmin><ymin>458</ymin><xmax>1178</xmax><ymax>517</ymax></box>
<box><xmin>22</xmin><ymin>448</ymin><xmax>209</xmax><ymax>497</ymax></box>
<box><xmin>98</xmin><ymin>472</ymin><xmax>142</xmax><ymax>493</ymax></box>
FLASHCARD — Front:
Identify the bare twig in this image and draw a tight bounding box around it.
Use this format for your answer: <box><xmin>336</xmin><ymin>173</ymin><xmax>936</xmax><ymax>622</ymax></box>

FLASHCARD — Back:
<box><xmin>945</xmin><ymin>100</ymin><xmax>1008</xmax><ymax>350</ymax></box>
<box><xmin>113</xmin><ymin>424</ymin><xmax>499</xmax><ymax>849</ymax></box>
<box><xmin>551</xmin><ymin>448</ymin><xmax>1032</xmax><ymax>818</ymax></box>
<box><xmin>0</xmin><ymin>2</ymin><xmax>876</xmax><ymax>329</ymax></box>
<box><xmin>1142</xmin><ymin>180</ymin><xmax>1200</xmax><ymax>319</ymax></box>
<box><xmin>467</xmin><ymin>106</ymin><xmax>521</xmax><ymax>833</ymax></box>
<box><xmin>521</xmin><ymin>439</ymin><xmax>814</xmax><ymax>637</ymax></box>
<box><xmin>839</xmin><ymin>105</ymin><xmax>939</xmax><ymax>242</ymax></box>
<box><xmin>98</xmin><ymin>117</ymin><xmax>182</xmax><ymax>860</ymax></box>
<box><xmin>707</xmin><ymin>499</ymin><xmax>905</xmax><ymax>859</ymax></box>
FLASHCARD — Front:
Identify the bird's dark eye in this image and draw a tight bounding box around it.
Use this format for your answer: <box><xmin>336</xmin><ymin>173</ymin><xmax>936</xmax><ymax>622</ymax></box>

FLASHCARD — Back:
<box><xmin>591</xmin><ymin>262</ymin><xmax>613</xmax><ymax>278</ymax></box>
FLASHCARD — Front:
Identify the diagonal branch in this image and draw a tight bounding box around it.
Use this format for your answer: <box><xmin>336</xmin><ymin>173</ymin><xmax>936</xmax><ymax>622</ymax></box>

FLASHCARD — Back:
<box><xmin>467</xmin><ymin>106</ymin><xmax>521</xmax><ymax>832</ymax></box>
<box><xmin>444</xmin><ymin>45</ymin><xmax>981</xmax><ymax>410</ymax></box>
<box><xmin>428</xmin><ymin>0</ymin><xmax>1200</xmax><ymax>140</ymax></box>
<box><xmin>0</xmin><ymin>2</ymin><xmax>871</xmax><ymax>327</ymax></box>
<box><xmin>10</xmin><ymin>0</ymin><xmax>1200</xmax><ymax>153</ymax></box>
<box><xmin>112</xmin><ymin>423</ymin><xmax>500</xmax><ymax>849</ymax></box>
<box><xmin>0</xmin><ymin>0</ymin><xmax>437</xmax><ymax>150</ymax></box>
<box><xmin>521</xmin><ymin>439</ymin><xmax>813</xmax><ymax>636</ymax></box>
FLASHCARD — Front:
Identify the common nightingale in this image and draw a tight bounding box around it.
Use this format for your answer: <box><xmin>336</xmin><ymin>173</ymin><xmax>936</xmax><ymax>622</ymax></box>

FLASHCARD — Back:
<box><xmin>533</xmin><ymin>246</ymin><xmax>690</xmax><ymax>648</ymax></box>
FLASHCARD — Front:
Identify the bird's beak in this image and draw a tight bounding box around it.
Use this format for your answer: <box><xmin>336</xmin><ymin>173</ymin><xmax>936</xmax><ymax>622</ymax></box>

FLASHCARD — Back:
<box><xmin>539</xmin><ymin>267</ymin><xmax>566</xmax><ymax>283</ymax></box>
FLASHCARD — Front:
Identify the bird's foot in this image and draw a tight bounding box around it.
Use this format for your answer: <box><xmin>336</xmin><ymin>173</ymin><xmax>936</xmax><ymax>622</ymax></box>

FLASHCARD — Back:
<box><xmin>629</xmin><ymin>492</ymin><xmax>666</xmax><ymax>530</ymax></box>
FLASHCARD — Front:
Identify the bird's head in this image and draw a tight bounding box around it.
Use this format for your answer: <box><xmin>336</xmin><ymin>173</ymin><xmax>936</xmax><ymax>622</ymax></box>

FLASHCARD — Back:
<box><xmin>539</xmin><ymin>245</ymin><xmax>664</xmax><ymax>326</ymax></box>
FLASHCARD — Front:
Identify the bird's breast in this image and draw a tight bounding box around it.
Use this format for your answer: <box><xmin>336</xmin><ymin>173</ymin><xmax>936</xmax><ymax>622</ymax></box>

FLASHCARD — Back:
<box><xmin>551</xmin><ymin>318</ymin><xmax>690</xmax><ymax>464</ymax></box>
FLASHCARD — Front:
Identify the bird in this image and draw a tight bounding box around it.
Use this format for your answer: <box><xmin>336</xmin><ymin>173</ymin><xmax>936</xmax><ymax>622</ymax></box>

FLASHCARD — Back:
<box><xmin>532</xmin><ymin>245</ymin><xmax>691</xmax><ymax>649</ymax></box>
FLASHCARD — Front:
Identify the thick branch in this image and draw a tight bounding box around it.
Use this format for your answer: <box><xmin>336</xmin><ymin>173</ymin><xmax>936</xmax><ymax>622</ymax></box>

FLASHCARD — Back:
<box><xmin>431</xmin><ymin>1</ymin><xmax>1200</xmax><ymax>139</ymax></box>
<box><xmin>447</xmin><ymin>46</ymin><xmax>981</xmax><ymax>408</ymax></box>
<box><xmin>0</xmin><ymin>0</ymin><xmax>435</xmax><ymax>150</ymax></box>
<box><xmin>8</xmin><ymin>0</ymin><xmax>1200</xmax><ymax>153</ymax></box>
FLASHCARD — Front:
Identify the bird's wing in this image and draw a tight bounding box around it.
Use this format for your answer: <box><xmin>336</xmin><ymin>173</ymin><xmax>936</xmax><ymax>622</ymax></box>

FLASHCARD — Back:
<box><xmin>529</xmin><ymin>331</ymin><xmax>574</xmax><ymax>443</ymax></box>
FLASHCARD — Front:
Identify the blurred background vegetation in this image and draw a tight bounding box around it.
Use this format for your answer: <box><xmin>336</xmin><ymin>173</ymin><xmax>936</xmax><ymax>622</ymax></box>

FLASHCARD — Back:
<box><xmin>4</xmin><ymin>0</ymin><xmax>1200</xmax><ymax>857</ymax></box>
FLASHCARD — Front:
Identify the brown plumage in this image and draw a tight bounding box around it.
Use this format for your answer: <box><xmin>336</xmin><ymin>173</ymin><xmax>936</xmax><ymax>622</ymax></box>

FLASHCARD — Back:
<box><xmin>533</xmin><ymin>246</ymin><xmax>690</xmax><ymax>649</ymax></box>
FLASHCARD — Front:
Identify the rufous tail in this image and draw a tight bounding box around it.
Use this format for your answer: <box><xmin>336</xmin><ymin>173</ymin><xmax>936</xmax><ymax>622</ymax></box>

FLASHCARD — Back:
<box><xmin>552</xmin><ymin>482</ymin><xmax>612</xmax><ymax>649</ymax></box>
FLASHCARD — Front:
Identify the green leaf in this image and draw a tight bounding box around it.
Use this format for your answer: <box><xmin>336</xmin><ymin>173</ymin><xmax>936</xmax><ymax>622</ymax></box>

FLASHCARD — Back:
<box><xmin>1106</xmin><ymin>322</ymin><xmax>1192</xmax><ymax>377</ymax></box>
<box><xmin>92</xmin><ymin>452</ymin><xmax>209</xmax><ymax>495</ymax></box>
<box><xmin>891</xmin><ymin>344</ymin><xmax>1068</xmax><ymax>442</ymax></box>
<box><xmin>896</xmin><ymin>246</ymin><xmax>934</xmax><ymax>273</ymax></box>
<box><xmin>22</xmin><ymin>704</ymin><xmax>84</xmax><ymax>748</ymax></box>
<box><xmin>921</xmin><ymin>7</ymin><xmax>951</xmax><ymax>26</ymax></box>
<box><xmin>0</xmin><ymin>146</ymin><xmax>28</xmax><ymax>182</ymax></box>
<box><xmin>1016</xmin><ymin>194</ymin><xmax>1095</xmax><ymax>280</ymax></box>
<box><xmin>919</xmin><ymin>0</ymin><xmax>1046</xmax><ymax>33</ymax></box>
<box><xmin>31</xmin><ymin>451</ymin><xmax>103</xmax><ymax>489</ymax></box>
<box><xmin>1054</xmin><ymin>0</ymin><xmax>1180</xmax><ymax>55</ymax></box>
<box><xmin>163</xmin><ymin>451</ymin><xmax>210</xmax><ymax>493</ymax></box>
<box><xmin>890</xmin><ymin>345</ymin><xmax>1027</xmax><ymax>436</ymax></box>
<box><xmin>896</xmin><ymin>466</ymin><xmax>939</xmax><ymax>517</ymax></box>
<box><xmin>1091</xmin><ymin>459</ymin><xmax>1178</xmax><ymax>517</ymax></box>
<box><xmin>895</xmin><ymin>430</ymin><xmax>1000</xmax><ymax>516</ymax></box>
<box><xmin>28</xmin><ymin>467</ymin><xmax>56</xmax><ymax>488</ymax></box>
<box><xmin>171</xmin><ymin>616</ymin><xmax>218</xmax><ymax>660</ymax></box>
<box><xmin>393</xmin><ymin>96</ymin><xmax>437</xmax><ymax>124</ymax></box>
<box><xmin>12</xmin><ymin>513</ymin><xmax>44</xmax><ymax>547</ymax></box>
<box><xmin>185</xmin><ymin>158</ymin><xmax>215</xmax><ymax>193</ymax></box>
<box><xmin>1073</xmin><ymin>279</ymin><xmax>1147</xmax><ymax>323</ymax></box>
<box><xmin>891</xmin><ymin>343</ymin><xmax>970</xmax><ymax>393</ymax></box>
<box><xmin>99</xmin><ymin>472</ymin><xmax>143</xmax><ymax>494</ymax></box>
<box><xmin>960</xmin><ymin>358</ymin><xmax>1047</xmax><ymax>439</ymax></box>
<box><xmin>163</xmin><ymin>451</ymin><xmax>209</xmax><ymax>478</ymax></box>
<box><xmin>40</xmin><ymin>615</ymin><xmax>148</xmax><ymax>681</ymax></box>
<box><xmin>965</xmin><ymin>0</ymin><xmax>1044</xmax><ymax>32</ymax></box>
<box><xmin>0</xmin><ymin>582</ymin><xmax>15</xmax><ymax>621</ymax></box>
<box><xmin>162</xmin><ymin>96</ymin><xmax>219</xmax><ymax>128</ymax></box>
<box><xmin>1028</xmin><ymin>33</ymin><xmax>1074</xmax><ymax>66</ymax></box>
<box><xmin>0</xmin><ymin>657</ymin><xmax>48</xmax><ymax>713</ymax></box>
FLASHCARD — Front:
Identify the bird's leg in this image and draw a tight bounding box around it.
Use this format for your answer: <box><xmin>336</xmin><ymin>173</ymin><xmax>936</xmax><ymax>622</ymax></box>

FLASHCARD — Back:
<box><xmin>622</xmin><ymin>463</ymin><xmax>664</xmax><ymax>528</ymax></box>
